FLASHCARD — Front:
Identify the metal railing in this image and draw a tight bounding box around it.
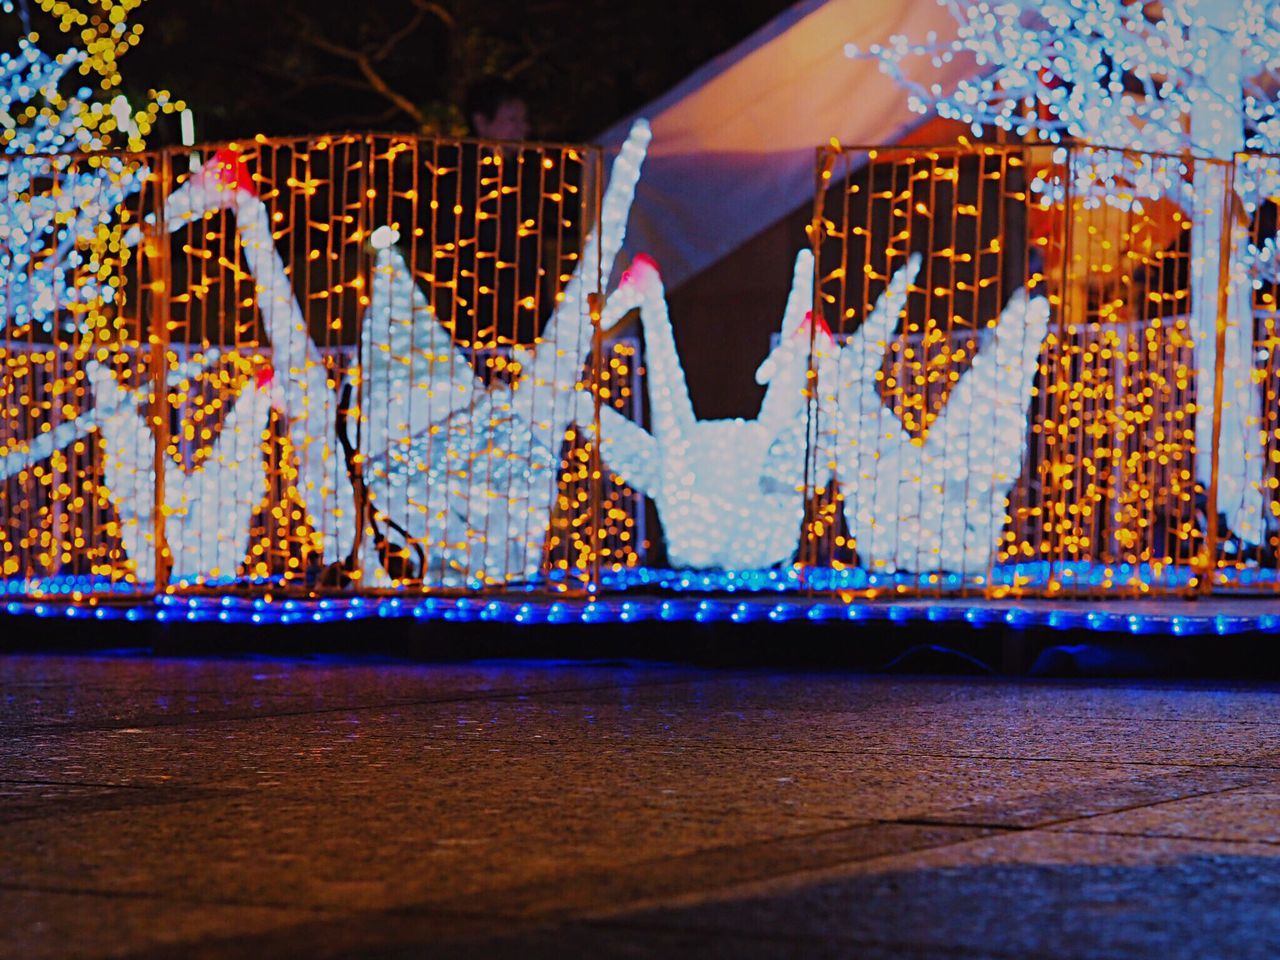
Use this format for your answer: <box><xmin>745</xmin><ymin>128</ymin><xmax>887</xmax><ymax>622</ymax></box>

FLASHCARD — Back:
<box><xmin>1</xmin><ymin>133</ymin><xmax>623</xmax><ymax>597</ymax></box>
<box><xmin>806</xmin><ymin>141</ymin><xmax>1280</xmax><ymax>597</ymax></box>
<box><xmin>3</xmin><ymin>135</ymin><xmax>1279</xmax><ymax>603</ymax></box>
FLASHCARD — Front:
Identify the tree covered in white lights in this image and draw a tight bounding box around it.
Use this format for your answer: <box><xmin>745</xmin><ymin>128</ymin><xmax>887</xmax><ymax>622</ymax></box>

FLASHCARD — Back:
<box><xmin>855</xmin><ymin>0</ymin><xmax>1280</xmax><ymax>545</ymax></box>
<box><xmin>0</xmin><ymin>0</ymin><xmax>182</xmax><ymax>335</ymax></box>
<box><xmin>0</xmin><ymin>41</ymin><xmax>134</xmax><ymax>332</ymax></box>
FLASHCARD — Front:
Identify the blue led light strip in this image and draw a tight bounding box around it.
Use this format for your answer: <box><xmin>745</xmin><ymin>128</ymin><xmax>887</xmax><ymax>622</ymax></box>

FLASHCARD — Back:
<box><xmin>5</xmin><ymin>562</ymin><xmax>1280</xmax><ymax>635</ymax></box>
<box><xmin>2</xmin><ymin>589</ymin><xmax>1279</xmax><ymax>636</ymax></box>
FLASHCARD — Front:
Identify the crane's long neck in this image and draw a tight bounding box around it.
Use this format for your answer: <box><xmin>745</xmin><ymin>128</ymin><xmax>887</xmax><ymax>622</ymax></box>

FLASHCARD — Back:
<box><xmin>521</xmin><ymin>120</ymin><xmax>651</xmax><ymax>410</ymax></box>
<box><xmin>756</xmin><ymin>250</ymin><xmax>816</xmax><ymax>435</ymax></box>
<box><xmin>230</xmin><ymin>193</ymin><xmax>351</xmax><ymax>562</ymax></box>
<box><xmin>634</xmin><ymin>274</ymin><xmax>696</xmax><ymax>448</ymax></box>
<box><xmin>232</xmin><ymin>195</ymin><xmax>325</xmax><ymax>412</ymax></box>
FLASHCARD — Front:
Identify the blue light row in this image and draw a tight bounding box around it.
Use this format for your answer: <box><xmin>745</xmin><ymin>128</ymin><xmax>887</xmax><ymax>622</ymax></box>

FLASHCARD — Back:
<box><xmin>8</xmin><ymin>562</ymin><xmax>1280</xmax><ymax>602</ymax></box>
<box><xmin>3</xmin><ymin>591</ymin><xmax>1280</xmax><ymax>636</ymax></box>
<box><xmin>599</xmin><ymin>562</ymin><xmax>1280</xmax><ymax>593</ymax></box>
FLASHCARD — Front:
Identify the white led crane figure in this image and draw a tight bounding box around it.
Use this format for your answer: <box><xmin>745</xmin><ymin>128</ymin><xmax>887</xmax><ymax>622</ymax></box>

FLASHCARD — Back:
<box><xmin>101</xmin><ymin>123</ymin><xmax>649</xmax><ymax>589</ymax></box>
<box><xmin>86</xmin><ymin>359</ymin><xmax>278</xmax><ymax>584</ymax></box>
<box><xmin>84</xmin><ymin>148</ymin><xmax>357</xmax><ymax>584</ymax></box>
<box><xmin>592</xmin><ymin>251</ymin><xmax>1048</xmax><ymax>574</ymax></box>
<box><xmin>354</xmin><ymin>120</ymin><xmax>651</xmax><ymax>585</ymax></box>
<box><xmin>590</xmin><ymin>250</ymin><xmax>819</xmax><ymax>570</ymax></box>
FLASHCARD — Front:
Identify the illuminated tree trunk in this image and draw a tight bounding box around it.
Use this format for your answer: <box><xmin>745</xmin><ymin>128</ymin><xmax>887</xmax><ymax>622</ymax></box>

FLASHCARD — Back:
<box><xmin>1189</xmin><ymin>0</ymin><xmax>1265</xmax><ymax>544</ymax></box>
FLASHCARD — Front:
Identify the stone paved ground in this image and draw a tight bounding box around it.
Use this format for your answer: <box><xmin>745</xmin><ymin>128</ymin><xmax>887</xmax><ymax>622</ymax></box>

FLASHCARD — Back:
<box><xmin>4</xmin><ymin>650</ymin><xmax>1280</xmax><ymax>958</ymax></box>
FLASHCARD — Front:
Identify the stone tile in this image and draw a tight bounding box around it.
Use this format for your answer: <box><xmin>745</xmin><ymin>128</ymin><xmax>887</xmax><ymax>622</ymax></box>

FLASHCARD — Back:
<box><xmin>0</xmin><ymin>654</ymin><xmax>705</xmax><ymax>695</ymax></box>
<box><xmin>121</xmin><ymin>913</ymin><xmax>967</xmax><ymax>960</ymax></box>
<box><xmin>0</xmin><ymin>720</ymin><xmax>1216</xmax><ymax>826</ymax></box>
<box><xmin>8</xmin><ymin>658</ymin><xmax>1280</xmax><ymax>960</ymax></box>
<box><xmin>0</xmin><ymin>789</ymin><xmax>850</xmax><ymax>912</ymax></box>
<box><xmin>598</xmin><ymin>831</ymin><xmax>1280</xmax><ymax>960</ymax></box>
<box><xmin>428</xmin><ymin>822</ymin><xmax>993</xmax><ymax>921</ymax></box>
<box><xmin>113</xmin><ymin>911</ymin><xmax>553</xmax><ymax>960</ymax></box>
<box><xmin>423</xmin><ymin>922</ymin><xmax>959</xmax><ymax>960</ymax></box>
<box><xmin>1054</xmin><ymin>784</ymin><xmax>1280</xmax><ymax>844</ymax></box>
<box><xmin>81</xmin><ymin>824</ymin><xmax>993</xmax><ymax>960</ymax></box>
<box><xmin>0</xmin><ymin>888</ymin><xmax>325</xmax><ymax>960</ymax></box>
<box><xmin>545</xmin><ymin>674</ymin><xmax>1280</xmax><ymax>726</ymax></box>
<box><xmin>271</xmin><ymin>695</ymin><xmax>1280</xmax><ymax>767</ymax></box>
<box><xmin>539</xmin><ymin>674</ymin><xmax>1010</xmax><ymax>712</ymax></box>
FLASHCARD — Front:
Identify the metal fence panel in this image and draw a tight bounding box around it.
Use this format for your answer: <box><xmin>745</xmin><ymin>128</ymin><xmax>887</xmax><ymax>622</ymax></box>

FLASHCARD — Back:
<box><xmin>806</xmin><ymin>142</ymin><xmax>1238</xmax><ymax>598</ymax></box>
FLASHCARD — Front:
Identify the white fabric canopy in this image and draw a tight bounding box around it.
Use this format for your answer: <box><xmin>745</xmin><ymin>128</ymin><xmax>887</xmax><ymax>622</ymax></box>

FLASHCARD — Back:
<box><xmin>598</xmin><ymin>0</ymin><xmax>970</xmax><ymax>288</ymax></box>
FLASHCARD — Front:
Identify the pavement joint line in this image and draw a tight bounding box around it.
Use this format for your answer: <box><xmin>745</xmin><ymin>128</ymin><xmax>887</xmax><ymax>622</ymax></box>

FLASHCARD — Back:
<box><xmin>7</xmin><ymin>687</ymin><xmax>427</xmax><ymax>700</ymax></box>
<box><xmin>5</xmin><ymin>675</ymin><xmax>749</xmax><ymax>734</ymax></box>
<box><xmin>782</xmin><ymin>747</ymin><xmax>1280</xmax><ymax>767</ymax></box>
<box><xmin>0</xmin><ymin>786</ymin><xmax>248</xmax><ymax>825</ymax></box>
<box><xmin>1026</xmin><ymin>713</ymin><xmax>1280</xmax><ymax>728</ymax></box>
<box><xmin>1047</xmin><ymin>827</ymin><xmax>1280</xmax><ymax>845</ymax></box>
<box><xmin>0</xmin><ymin>880</ymin><xmax>335</xmax><ymax>913</ymax></box>
<box><xmin>0</xmin><ymin>874</ymin><xmax>699</xmax><ymax>928</ymax></box>
<box><xmin>890</xmin><ymin>773</ymin><xmax>1270</xmax><ymax>832</ymax></box>
<box><xmin>0</xmin><ymin>777</ymin><xmax>163</xmax><ymax>790</ymax></box>
<box><xmin>419</xmin><ymin>822</ymin><xmax>1000</xmax><ymax>924</ymax></box>
<box><xmin>461</xmin><ymin>738</ymin><xmax>1280</xmax><ymax>767</ymax></box>
<box><xmin>519</xmin><ymin>699</ymin><xmax>1280</xmax><ymax>728</ymax></box>
<box><xmin>1036</xmin><ymin>778</ymin><xmax>1271</xmax><ymax>827</ymax></box>
<box><xmin>895</xmin><ymin>710</ymin><xmax>1280</xmax><ymax>729</ymax></box>
<box><xmin>884</xmin><ymin>817</ymin><xmax>1025</xmax><ymax>831</ymax></box>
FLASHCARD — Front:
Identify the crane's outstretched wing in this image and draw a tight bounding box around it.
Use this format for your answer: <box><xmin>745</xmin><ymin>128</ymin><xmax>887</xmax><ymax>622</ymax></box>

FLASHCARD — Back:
<box><xmin>88</xmin><ymin>360</ymin><xmax>271</xmax><ymax>584</ymax></box>
<box><xmin>917</xmin><ymin>289</ymin><xmax>1050</xmax><ymax>571</ymax></box>
<box><xmin>596</xmin><ymin>404</ymin><xmax>661</xmax><ymax>497</ymax></box>
<box><xmin>358</xmin><ymin>241</ymin><xmax>482</xmax><ymax>463</ymax></box>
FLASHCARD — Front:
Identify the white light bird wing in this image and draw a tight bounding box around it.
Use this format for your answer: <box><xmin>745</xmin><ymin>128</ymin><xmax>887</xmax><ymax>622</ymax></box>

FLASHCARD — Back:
<box><xmin>918</xmin><ymin>289</ymin><xmax>1050</xmax><ymax>571</ymax></box>
<box><xmin>834</xmin><ymin>255</ymin><xmax>922</xmax><ymax>569</ymax></box>
<box><xmin>596</xmin><ymin>404</ymin><xmax>661</xmax><ymax>497</ymax></box>
<box><xmin>87</xmin><ymin>360</ymin><xmax>270</xmax><ymax>584</ymax></box>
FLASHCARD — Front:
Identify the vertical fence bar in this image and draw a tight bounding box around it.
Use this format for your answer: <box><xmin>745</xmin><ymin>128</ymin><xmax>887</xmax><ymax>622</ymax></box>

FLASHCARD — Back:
<box><xmin>802</xmin><ymin>144</ymin><xmax>832</xmax><ymax>580</ymax></box>
<box><xmin>149</xmin><ymin>149</ymin><xmax>174</xmax><ymax>592</ymax></box>
<box><xmin>587</xmin><ymin>146</ymin><xmax>606</xmax><ymax>595</ymax></box>
<box><xmin>1051</xmin><ymin>143</ymin><xmax>1076</xmax><ymax>595</ymax></box>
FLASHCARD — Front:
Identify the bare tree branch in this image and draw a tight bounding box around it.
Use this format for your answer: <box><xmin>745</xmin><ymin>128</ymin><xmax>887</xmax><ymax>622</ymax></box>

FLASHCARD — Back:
<box><xmin>371</xmin><ymin>8</ymin><xmax>428</xmax><ymax>62</ymax></box>
<box><xmin>301</xmin><ymin>28</ymin><xmax>428</xmax><ymax>128</ymax></box>
<box><xmin>409</xmin><ymin>0</ymin><xmax>455</xmax><ymax>30</ymax></box>
<box><xmin>253</xmin><ymin>59</ymin><xmax>372</xmax><ymax>95</ymax></box>
<box><xmin>504</xmin><ymin>37</ymin><xmax>553</xmax><ymax>82</ymax></box>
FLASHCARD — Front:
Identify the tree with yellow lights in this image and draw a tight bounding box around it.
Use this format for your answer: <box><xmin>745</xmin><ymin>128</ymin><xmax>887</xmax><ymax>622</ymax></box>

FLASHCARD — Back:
<box><xmin>0</xmin><ymin>1</ymin><xmax>239</xmax><ymax>590</ymax></box>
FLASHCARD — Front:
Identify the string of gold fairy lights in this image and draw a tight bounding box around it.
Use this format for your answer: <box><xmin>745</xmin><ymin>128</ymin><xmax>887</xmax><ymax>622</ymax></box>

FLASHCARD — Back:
<box><xmin>811</xmin><ymin>141</ymin><xmax>1239</xmax><ymax>598</ymax></box>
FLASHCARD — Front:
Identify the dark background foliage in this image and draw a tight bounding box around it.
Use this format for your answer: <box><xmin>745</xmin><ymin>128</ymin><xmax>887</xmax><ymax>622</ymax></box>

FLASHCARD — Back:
<box><xmin>8</xmin><ymin>0</ymin><xmax>797</xmax><ymax>143</ymax></box>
